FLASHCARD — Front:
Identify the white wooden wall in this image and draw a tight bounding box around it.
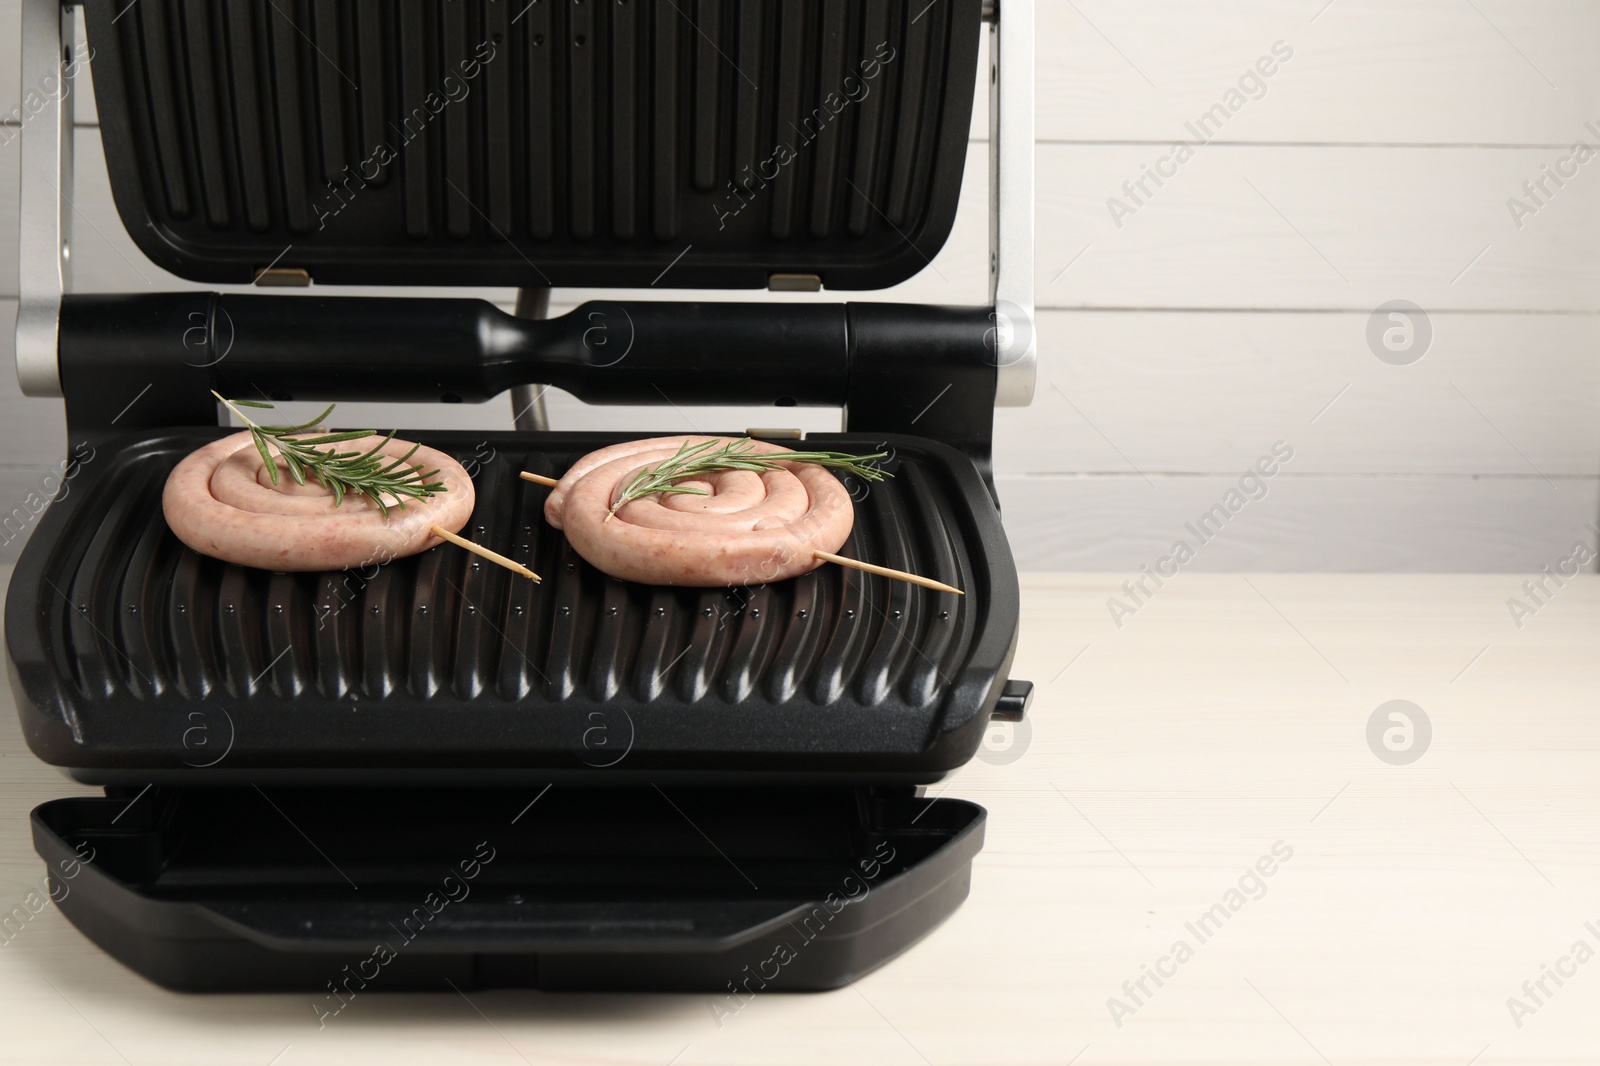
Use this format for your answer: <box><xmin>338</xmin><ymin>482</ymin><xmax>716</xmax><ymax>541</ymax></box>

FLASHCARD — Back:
<box><xmin>3</xmin><ymin>1</ymin><xmax>1598</xmax><ymax>570</ymax></box>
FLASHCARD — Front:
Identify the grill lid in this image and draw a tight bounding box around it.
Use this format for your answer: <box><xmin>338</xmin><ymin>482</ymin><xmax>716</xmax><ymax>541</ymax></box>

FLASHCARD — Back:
<box><xmin>82</xmin><ymin>0</ymin><xmax>982</xmax><ymax>290</ymax></box>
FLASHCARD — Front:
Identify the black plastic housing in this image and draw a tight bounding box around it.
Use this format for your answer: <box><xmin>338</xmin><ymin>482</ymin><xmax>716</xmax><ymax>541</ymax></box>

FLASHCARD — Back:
<box><xmin>33</xmin><ymin>785</ymin><xmax>985</xmax><ymax>991</ymax></box>
<box><xmin>6</xmin><ymin>430</ymin><xmax>1019</xmax><ymax>781</ymax></box>
<box><xmin>82</xmin><ymin>0</ymin><xmax>982</xmax><ymax>290</ymax></box>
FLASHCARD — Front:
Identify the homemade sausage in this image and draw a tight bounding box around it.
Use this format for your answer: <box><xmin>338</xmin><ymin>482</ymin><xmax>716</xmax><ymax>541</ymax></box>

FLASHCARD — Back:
<box><xmin>163</xmin><ymin>430</ymin><xmax>475</xmax><ymax>571</ymax></box>
<box><xmin>545</xmin><ymin>436</ymin><xmax>854</xmax><ymax>586</ymax></box>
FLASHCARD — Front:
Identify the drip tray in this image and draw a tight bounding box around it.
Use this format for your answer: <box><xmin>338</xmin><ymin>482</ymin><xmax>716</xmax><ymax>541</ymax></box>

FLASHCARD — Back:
<box><xmin>33</xmin><ymin>784</ymin><xmax>985</xmax><ymax>992</ymax></box>
<box><xmin>7</xmin><ymin>430</ymin><xmax>1020</xmax><ymax>780</ymax></box>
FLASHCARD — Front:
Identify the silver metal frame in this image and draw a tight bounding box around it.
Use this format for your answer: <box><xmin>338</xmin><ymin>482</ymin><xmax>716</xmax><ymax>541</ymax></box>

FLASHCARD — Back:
<box><xmin>14</xmin><ymin>0</ymin><xmax>1035</xmax><ymax>408</ymax></box>
<box><xmin>15</xmin><ymin>0</ymin><xmax>76</xmax><ymax>398</ymax></box>
<box><xmin>988</xmin><ymin>0</ymin><xmax>1036</xmax><ymax>407</ymax></box>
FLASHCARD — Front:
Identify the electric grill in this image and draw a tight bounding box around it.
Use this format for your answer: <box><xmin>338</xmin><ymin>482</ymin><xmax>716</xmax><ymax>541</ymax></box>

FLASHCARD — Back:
<box><xmin>9</xmin><ymin>0</ymin><xmax>1035</xmax><ymax>991</ymax></box>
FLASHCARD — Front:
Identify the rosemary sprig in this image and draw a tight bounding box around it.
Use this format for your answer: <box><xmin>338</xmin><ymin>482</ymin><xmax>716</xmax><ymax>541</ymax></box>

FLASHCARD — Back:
<box><xmin>212</xmin><ymin>391</ymin><xmax>447</xmax><ymax>518</ymax></box>
<box><xmin>606</xmin><ymin>437</ymin><xmax>890</xmax><ymax>521</ymax></box>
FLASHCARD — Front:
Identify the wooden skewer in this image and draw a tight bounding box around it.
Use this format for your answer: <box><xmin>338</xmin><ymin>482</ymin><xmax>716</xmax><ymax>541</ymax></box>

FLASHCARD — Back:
<box><xmin>813</xmin><ymin>550</ymin><xmax>963</xmax><ymax>595</ymax></box>
<box><xmin>513</xmin><ymin>472</ymin><xmax>955</xmax><ymax>593</ymax></box>
<box><xmin>430</xmin><ymin>525</ymin><xmax>541</xmax><ymax>582</ymax></box>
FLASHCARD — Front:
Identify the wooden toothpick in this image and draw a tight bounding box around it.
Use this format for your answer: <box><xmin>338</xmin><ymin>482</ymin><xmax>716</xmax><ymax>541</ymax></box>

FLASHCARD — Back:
<box><xmin>519</xmin><ymin>471</ymin><xmax>560</xmax><ymax>487</ymax></box>
<box><xmin>430</xmin><ymin>525</ymin><xmax>541</xmax><ymax>582</ymax></box>
<box><xmin>813</xmin><ymin>550</ymin><xmax>963</xmax><ymax>595</ymax></box>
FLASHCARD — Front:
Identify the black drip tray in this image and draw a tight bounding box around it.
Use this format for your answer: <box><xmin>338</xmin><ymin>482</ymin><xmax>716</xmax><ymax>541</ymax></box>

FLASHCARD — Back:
<box><xmin>33</xmin><ymin>785</ymin><xmax>985</xmax><ymax>992</ymax></box>
<box><xmin>6</xmin><ymin>430</ymin><xmax>1019</xmax><ymax>779</ymax></box>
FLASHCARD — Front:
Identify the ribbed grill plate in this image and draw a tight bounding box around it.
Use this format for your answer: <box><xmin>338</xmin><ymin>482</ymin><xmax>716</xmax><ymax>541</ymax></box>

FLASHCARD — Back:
<box><xmin>7</xmin><ymin>431</ymin><xmax>1018</xmax><ymax>776</ymax></box>
<box><xmin>81</xmin><ymin>0</ymin><xmax>981</xmax><ymax>290</ymax></box>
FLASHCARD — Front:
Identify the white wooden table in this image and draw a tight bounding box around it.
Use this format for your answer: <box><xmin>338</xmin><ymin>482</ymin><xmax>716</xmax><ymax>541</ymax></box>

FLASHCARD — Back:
<box><xmin>1</xmin><ymin>566</ymin><xmax>1595</xmax><ymax>1065</ymax></box>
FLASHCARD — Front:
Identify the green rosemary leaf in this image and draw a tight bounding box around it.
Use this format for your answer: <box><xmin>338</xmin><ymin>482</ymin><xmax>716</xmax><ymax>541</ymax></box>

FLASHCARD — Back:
<box><xmin>211</xmin><ymin>392</ymin><xmax>449</xmax><ymax>514</ymax></box>
<box><xmin>605</xmin><ymin>437</ymin><xmax>891</xmax><ymax>520</ymax></box>
<box><xmin>297</xmin><ymin>430</ymin><xmax>381</xmax><ymax>446</ymax></box>
<box><xmin>375</xmin><ymin>439</ymin><xmax>420</xmax><ymax>478</ymax></box>
<box><xmin>274</xmin><ymin>404</ymin><xmax>339</xmax><ymax>435</ymax></box>
<box><xmin>248</xmin><ymin>430</ymin><xmax>279</xmax><ymax>487</ymax></box>
<box><xmin>282</xmin><ymin>447</ymin><xmax>307</xmax><ymax>486</ymax></box>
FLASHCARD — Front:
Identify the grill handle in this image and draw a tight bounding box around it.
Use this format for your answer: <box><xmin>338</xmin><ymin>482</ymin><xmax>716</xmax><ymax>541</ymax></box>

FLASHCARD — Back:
<box><xmin>56</xmin><ymin>293</ymin><xmax>998</xmax><ymax>479</ymax></box>
<box><xmin>58</xmin><ymin>293</ymin><xmax>850</xmax><ymax>411</ymax></box>
<box><xmin>213</xmin><ymin>295</ymin><xmax>856</xmax><ymax>407</ymax></box>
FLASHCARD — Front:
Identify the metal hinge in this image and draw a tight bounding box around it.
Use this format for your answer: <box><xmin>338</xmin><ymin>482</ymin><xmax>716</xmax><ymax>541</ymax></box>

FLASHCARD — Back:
<box><xmin>988</xmin><ymin>0</ymin><xmax>1036</xmax><ymax>407</ymax></box>
<box><xmin>14</xmin><ymin>0</ymin><xmax>76</xmax><ymax>397</ymax></box>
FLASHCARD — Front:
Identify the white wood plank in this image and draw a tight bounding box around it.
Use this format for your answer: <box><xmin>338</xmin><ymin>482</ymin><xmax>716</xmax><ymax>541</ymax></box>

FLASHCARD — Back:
<box><xmin>1002</xmin><ymin>310</ymin><xmax>1600</xmax><ymax>477</ymax></box>
<box><xmin>998</xmin><ymin>471</ymin><xmax>1600</xmax><ymax>573</ymax></box>
<box><xmin>1038</xmin><ymin>143</ymin><xmax>1600</xmax><ymax>311</ymax></box>
<box><xmin>1037</xmin><ymin>0</ymin><xmax>1600</xmax><ymax>146</ymax></box>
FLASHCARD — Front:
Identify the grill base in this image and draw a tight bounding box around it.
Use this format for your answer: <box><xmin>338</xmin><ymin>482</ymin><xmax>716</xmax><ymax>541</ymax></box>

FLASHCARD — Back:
<box><xmin>8</xmin><ymin>429</ymin><xmax>1019</xmax><ymax>780</ymax></box>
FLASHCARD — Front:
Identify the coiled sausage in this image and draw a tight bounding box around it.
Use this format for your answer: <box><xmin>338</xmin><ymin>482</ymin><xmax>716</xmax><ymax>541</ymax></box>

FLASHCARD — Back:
<box><xmin>545</xmin><ymin>436</ymin><xmax>853</xmax><ymax>586</ymax></box>
<box><xmin>163</xmin><ymin>430</ymin><xmax>475</xmax><ymax>571</ymax></box>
